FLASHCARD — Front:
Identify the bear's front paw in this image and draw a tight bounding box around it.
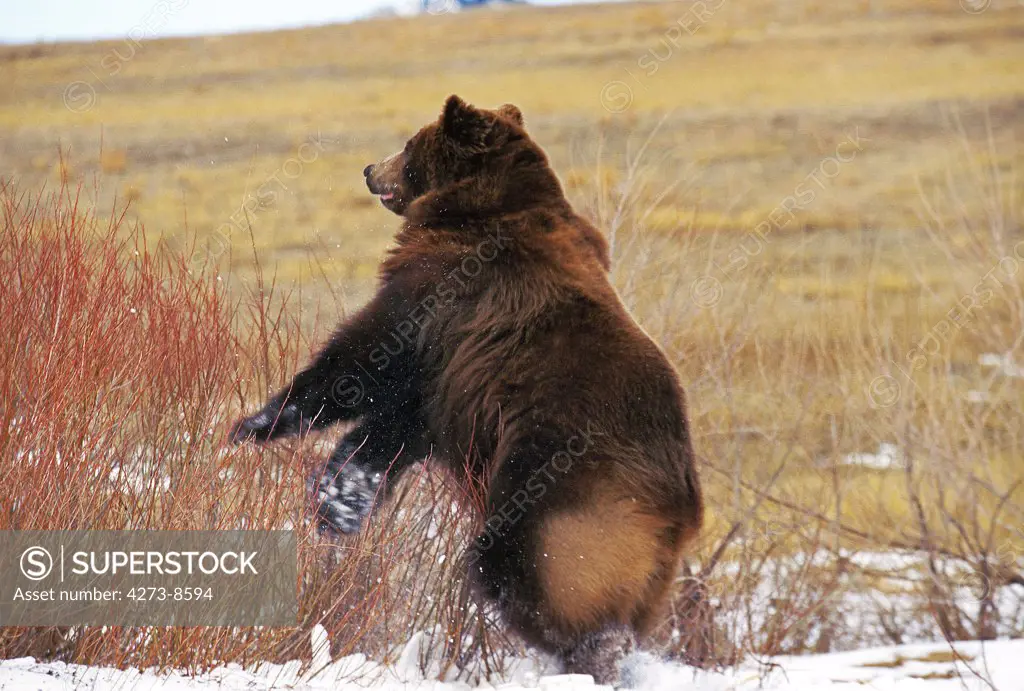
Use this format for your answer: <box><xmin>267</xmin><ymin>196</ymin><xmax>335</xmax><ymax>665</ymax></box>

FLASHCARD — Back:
<box><xmin>228</xmin><ymin>404</ymin><xmax>299</xmax><ymax>444</ymax></box>
<box><xmin>310</xmin><ymin>461</ymin><xmax>382</xmax><ymax>535</ymax></box>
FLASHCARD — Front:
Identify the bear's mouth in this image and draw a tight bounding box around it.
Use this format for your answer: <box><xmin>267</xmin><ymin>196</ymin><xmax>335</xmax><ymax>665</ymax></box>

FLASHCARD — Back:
<box><xmin>376</xmin><ymin>189</ymin><xmax>402</xmax><ymax>212</ymax></box>
<box><xmin>366</xmin><ymin>179</ymin><xmax>401</xmax><ymax>210</ymax></box>
<box><xmin>375</xmin><ymin>187</ymin><xmax>407</xmax><ymax>214</ymax></box>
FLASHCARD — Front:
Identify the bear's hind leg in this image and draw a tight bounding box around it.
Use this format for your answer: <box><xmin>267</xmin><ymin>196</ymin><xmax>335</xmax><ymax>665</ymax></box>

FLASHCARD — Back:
<box><xmin>468</xmin><ymin>508</ymin><xmax>641</xmax><ymax>686</ymax></box>
<box><xmin>562</xmin><ymin>627</ymin><xmax>635</xmax><ymax>686</ymax></box>
<box><xmin>531</xmin><ymin>486</ymin><xmax>682</xmax><ymax>685</ymax></box>
<box><xmin>468</xmin><ymin>461</ymin><xmax>683</xmax><ymax>686</ymax></box>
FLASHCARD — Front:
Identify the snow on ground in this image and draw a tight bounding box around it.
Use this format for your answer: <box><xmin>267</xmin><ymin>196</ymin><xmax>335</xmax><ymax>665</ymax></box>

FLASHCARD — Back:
<box><xmin>839</xmin><ymin>442</ymin><xmax>906</xmax><ymax>470</ymax></box>
<box><xmin>2</xmin><ymin>638</ymin><xmax>1023</xmax><ymax>691</ymax></box>
<box><xmin>979</xmin><ymin>352</ymin><xmax>1024</xmax><ymax>379</ymax></box>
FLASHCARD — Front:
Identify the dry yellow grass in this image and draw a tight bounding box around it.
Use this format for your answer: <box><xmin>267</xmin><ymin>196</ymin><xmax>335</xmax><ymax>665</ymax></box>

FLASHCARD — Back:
<box><xmin>2</xmin><ymin>0</ymin><xmax>1022</xmax><ymax>294</ymax></box>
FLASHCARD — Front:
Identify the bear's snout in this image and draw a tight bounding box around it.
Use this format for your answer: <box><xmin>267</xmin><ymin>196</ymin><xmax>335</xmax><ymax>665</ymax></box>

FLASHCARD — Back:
<box><xmin>363</xmin><ymin>164</ymin><xmax>380</xmax><ymax>194</ymax></box>
<box><xmin>363</xmin><ymin>151</ymin><xmax>407</xmax><ymax>214</ymax></box>
<box><xmin>364</xmin><ymin>170</ymin><xmax>388</xmax><ymax>197</ymax></box>
<box><xmin>364</xmin><ymin>164</ymin><xmax>382</xmax><ymax>194</ymax></box>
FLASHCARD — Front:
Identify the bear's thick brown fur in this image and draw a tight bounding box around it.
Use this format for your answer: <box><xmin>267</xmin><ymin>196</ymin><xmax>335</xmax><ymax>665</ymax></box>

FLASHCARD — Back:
<box><xmin>231</xmin><ymin>95</ymin><xmax>703</xmax><ymax>685</ymax></box>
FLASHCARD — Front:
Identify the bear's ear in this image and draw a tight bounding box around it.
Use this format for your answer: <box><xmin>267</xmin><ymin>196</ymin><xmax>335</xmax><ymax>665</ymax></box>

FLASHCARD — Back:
<box><xmin>497</xmin><ymin>103</ymin><xmax>524</xmax><ymax>127</ymax></box>
<box><xmin>441</xmin><ymin>94</ymin><xmax>491</xmax><ymax>151</ymax></box>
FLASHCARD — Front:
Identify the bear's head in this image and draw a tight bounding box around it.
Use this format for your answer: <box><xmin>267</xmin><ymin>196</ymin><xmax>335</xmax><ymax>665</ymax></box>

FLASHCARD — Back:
<box><xmin>363</xmin><ymin>95</ymin><xmax>561</xmax><ymax>220</ymax></box>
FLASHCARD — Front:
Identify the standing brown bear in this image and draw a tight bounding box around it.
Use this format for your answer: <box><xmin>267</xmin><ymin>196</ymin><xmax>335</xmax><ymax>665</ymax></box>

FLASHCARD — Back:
<box><xmin>230</xmin><ymin>95</ymin><xmax>703</xmax><ymax>685</ymax></box>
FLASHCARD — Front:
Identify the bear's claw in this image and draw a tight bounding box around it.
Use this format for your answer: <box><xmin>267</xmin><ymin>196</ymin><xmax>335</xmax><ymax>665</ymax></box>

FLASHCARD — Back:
<box><xmin>228</xmin><ymin>404</ymin><xmax>302</xmax><ymax>444</ymax></box>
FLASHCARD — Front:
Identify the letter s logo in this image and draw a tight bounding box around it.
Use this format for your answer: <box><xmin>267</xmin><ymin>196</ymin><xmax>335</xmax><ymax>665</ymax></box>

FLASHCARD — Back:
<box><xmin>20</xmin><ymin>546</ymin><xmax>53</xmax><ymax>581</ymax></box>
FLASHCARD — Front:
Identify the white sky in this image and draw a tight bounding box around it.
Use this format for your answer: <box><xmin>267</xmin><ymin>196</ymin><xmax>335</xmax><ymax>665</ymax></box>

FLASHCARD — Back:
<box><xmin>1</xmin><ymin>0</ymin><xmax>617</xmax><ymax>44</ymax></box>
<box><xmin>2</xmin><ymin>0</ymin><xmax>400</xmax><ymax>44</ymax></box>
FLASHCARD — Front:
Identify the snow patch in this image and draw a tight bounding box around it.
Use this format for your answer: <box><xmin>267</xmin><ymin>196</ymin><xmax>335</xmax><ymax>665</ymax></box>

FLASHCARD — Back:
<box><xmin>3</xmin><ymin>638</ymin><xmax>1024</xmax><ymax>690</ymax></box>
<box><xmin>839</xmin><ymin>442</ymin><xmax>906</xmax><ymax>470</ymax></box>
<box><xmin>979</xmin><ymin>352</ymin><xmax>1024</xmax><ymax>378</ymax></box>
